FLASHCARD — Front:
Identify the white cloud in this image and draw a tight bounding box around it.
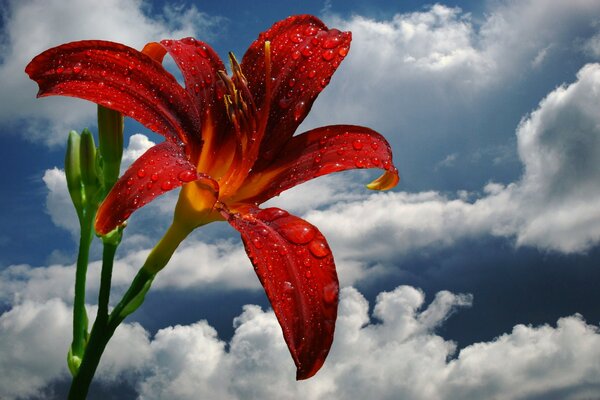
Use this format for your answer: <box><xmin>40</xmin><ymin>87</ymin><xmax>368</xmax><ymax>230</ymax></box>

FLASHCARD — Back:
<box><xmin>0</xmin><ymin>0</ymin><xmax>224</xmax><ymax>145</ymax></box>
<box><xmin>305</xmin><ymin>62</ymin><xmax>600</xmax><ymax>258</ymax></box>
<box><xmin>2</xmin><ymin>283</ymin><xmax>600</xmax><ymax>399</ymax></box>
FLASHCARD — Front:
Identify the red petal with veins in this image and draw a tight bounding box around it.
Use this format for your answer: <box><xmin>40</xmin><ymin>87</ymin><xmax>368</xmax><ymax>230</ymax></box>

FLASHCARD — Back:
<box><xmin>241</xmin><ymin>15</ymin><xmax>352</xmax><ymax>161</ymax></box>
<box><xmin>25</xmin><ymin>40</ymin><xmax>200</xmax><ymax>145</ymax></box>
<box><xmin>233</xmin><ymin>125</ymin><xmax>399</xmax><ymax>204</ymax></box>
<box><xmin>96</xmin><ymin>141</ymin><xmax>205</xmax><ymax>235</ymax></box>
<box><xmin>227</xmin><ymin>206</ymin><xmax>338</xmax><ymax>380</ymax></box>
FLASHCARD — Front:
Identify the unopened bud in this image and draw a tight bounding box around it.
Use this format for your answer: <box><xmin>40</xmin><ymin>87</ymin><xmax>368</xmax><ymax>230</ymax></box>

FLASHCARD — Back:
<box><xmin>65</xmin><ymin>131</ymin><xmax>84</xmax><ymax>217</ymax></box>
<box><xmin>97</xmin><ymin>105</ymin><xmax>123</xmax><ymax>190</ymax></box>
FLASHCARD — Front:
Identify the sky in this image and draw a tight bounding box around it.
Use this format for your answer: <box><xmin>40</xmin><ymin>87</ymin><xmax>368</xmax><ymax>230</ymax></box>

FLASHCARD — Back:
<box><xmin>1</xmin><ymin>0</ymin><xmax>600</xmax><ymax>399</ymax></box>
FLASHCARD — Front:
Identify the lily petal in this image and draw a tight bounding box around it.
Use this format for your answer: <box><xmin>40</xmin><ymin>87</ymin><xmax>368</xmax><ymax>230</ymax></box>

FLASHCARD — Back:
<box><xmin>227</xmin><ymin>206</ymin><xmax>339</xmax><ymax>380</ymax></box>
<box><xmin>241</xmin><ymin>15</ymin><xmax>352</xmax><ymax>160</ymax></box>
<box><xmin>232</xmin><ymin>125</ymin><xmax>399</xmax><ymax>204</ymax></box>
<box><xmin>25</xmin><ymin>40</ymin><xmax>200</xmax><ymax>145</ymax></box>
<box><xmin>157</xmin><ymin>38</ymin><xmax>235</xmax><ymax>175</ymax></box>
<box><xmin>96</xmin><ymin>141</ymin><xmax>208</xmax><ymax>235</ymax></box>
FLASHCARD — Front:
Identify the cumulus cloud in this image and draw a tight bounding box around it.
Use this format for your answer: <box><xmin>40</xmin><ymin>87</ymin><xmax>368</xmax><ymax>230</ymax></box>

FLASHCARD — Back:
<box><xmin>306</xmin><ymin>62</ymin><xmax>600</xmax><ymax>259</ymax></box>
<box><xmin>0</xmin><ymin>0</ymin><xmax>224</xmax><ymax>145</ymax></box>
<box><xmin>4</xmin><ymin>286</ymin><xmax>599</xmax><ymax>400</ymax></box>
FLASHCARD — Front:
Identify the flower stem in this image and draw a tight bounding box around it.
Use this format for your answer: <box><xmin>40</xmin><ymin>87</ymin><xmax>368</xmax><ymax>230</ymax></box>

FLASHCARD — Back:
<box><xmin>67</xmin><ymin>220</ymin><xmax>192</xmax><ymax>399</ymax></box>
<box><xmin>70</xmin><ymin>213</ymin><xmax>95</xmax><ymax>366</ymax></box>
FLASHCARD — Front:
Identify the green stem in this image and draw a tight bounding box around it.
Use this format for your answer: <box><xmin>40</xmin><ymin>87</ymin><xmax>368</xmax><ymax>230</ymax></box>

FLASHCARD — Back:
<box><xmin>71</xmin><ymin>212</ymin><xmax>95</xmax><ymax>362</ymax></box>
<box><xmin>67</xmin><ymin>220</ymin><xmax>192</xmax><ymax>399</ymax></box>
<box><xmin>97</xmin><ymin>239</ymin><xmax>118</xmax><ymax>324</ymax></box>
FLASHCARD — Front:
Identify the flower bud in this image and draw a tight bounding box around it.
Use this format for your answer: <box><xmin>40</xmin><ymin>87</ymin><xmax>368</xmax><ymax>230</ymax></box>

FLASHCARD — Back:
<box><xmin>97</xmin><ymin>105</ymin><xmax>123</xmax><ymax>190</ymax></box>
<box><xmin>65</xmin><ymin>131</ymin><xmax>84</xmax><ymax>218</ymax></box>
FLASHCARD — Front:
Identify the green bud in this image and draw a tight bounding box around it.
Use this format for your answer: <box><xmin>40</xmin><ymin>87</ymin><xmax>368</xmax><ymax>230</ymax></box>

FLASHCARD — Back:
<box><xmin>65</xmin><ymin>131</ymin><xmax>84</xmax><ymax>219</ymax></box>
<box><xmin>67</xmin><ymin>346</ymin><xmax>82</xmax><ymax>376</ymax></box>
<box><xmin>97</xmin><ymin>105</ymin><xmax>124</xmax><ymax>190</ymax></box>
<box><xmin>80</xmin><ymin>128</ymin><xmax>98</xmax><ymax>188</ymax></box>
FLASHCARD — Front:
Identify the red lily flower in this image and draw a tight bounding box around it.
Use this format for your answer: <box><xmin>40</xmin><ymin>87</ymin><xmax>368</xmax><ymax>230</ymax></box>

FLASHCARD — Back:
<box><xmin>26</xmin><ymin>15</ymin><xmax>399</xmax><ymax>379</ymax></box>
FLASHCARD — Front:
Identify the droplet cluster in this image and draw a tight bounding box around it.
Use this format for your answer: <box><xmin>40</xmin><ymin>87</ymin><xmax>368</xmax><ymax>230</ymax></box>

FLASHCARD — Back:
<box><xmin>230</xmin><ymin>205</ymin><xmax>338</xmax><ymax>377</ymax></box>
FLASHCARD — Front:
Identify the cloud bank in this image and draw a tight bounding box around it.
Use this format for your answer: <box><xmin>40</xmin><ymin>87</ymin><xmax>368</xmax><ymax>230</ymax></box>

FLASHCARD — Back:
<box><xmin>2</xmin><ymin>286</ymin><xmax>600</xmax><ymax>400</ymax></box>
<box><xmin>0</xmin><ymin>0</ymin><xmax>224</xmax><ymax>145</ymax></box>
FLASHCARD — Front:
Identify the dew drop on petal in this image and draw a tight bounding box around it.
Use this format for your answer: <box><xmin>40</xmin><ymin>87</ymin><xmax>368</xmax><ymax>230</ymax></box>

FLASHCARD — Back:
<box><xmin>293</xmin><ymin>101</ymin><xmax>306</xmax><ymax>122</ymax></box>
<box><xmin>257</xmin><ymin>208</ymin><xmax>289</xmax><ymax>222</ymax></box>
<box><xmin>73</xmin><ymin>63</ymin><xmax>82</xmax><ymax>73</ymax></box>
<box><xmin>283</xmin><ymin>281</ymin><xmax>294</xmax><ymax>292</ymax></box>
<box><xmin>137</xmin><ymin>169</ymin><xmax>146</xmax><ymax>178</ymax></box>
<box><xmin>309</xmin><ymin>238</ymin><xmax>329</xmax><ymax>258</ymax></box>
<box><xmin>161</xmin><ymin>180</ymin><xmax>173</xmax><ymax>191</ymax></box>
<box><xmin>352</xmin><ymin>140</ymin><xmax>364</xmax><ymax>150</ymax></box>
<box><xmin>338</xmin><ymin>46</ymin><xmax>349</xmax><ymax>57</ymax></box>
<box><xmin>321</xmin><ymin>35</ymin><xmax>341</xmax><ymax>49</ymax></box>
<box><xmin>304</xmin><ymin>25</ymin><xmax>318</xmax><ymax>36</ymax></box>
<box><xmin>322</xmin><ymin>50</ymin><xmax>335</xmax><ymax>61</ymax></box>
<box><xmin>178</xmin><ymin>170</ymin><xmax>196</xmax><ymax>182</ymax></box>
<box><xmin>279</xmin><ymin>219</ymin><xmax>316</xmax><ymax>244</ymax></box>
<box><xmin>252</xmin><ymin>237</ymin><xmax>264</xmax><ymax>249</ymax></box>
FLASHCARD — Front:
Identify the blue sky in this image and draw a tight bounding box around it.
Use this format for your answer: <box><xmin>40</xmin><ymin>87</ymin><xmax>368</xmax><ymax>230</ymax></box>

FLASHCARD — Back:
<box><xmin>2</xmin><ymin>0</ymin><xmax>600</xmax><ymax>399</ymax></box>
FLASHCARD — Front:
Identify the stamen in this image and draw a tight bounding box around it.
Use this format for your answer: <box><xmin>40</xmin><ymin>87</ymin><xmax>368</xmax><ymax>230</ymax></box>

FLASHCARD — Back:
<box><xmin>264</xmin><ymin>41</ymin><xmax>272</xmax><ymax>102</ymax></box>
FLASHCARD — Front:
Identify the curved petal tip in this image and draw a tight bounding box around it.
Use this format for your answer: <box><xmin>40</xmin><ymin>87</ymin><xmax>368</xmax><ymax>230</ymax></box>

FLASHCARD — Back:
<box><xmin>366</xmin><ymin>168</ymin><xmax>399</xmax><ymax>191</ymax></box>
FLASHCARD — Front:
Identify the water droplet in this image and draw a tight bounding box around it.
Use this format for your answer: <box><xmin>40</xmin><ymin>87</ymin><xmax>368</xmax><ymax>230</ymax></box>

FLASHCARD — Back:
<box><xmin>304</xmin><ymin>25</ymin><xmax>318</xmax><ymax>36</ymax></box>
<box><xmin>320</xmin><ymin>77</ymin><xmax>329</xmax><ymax>87</ymax></box>
<box><xmin>289</xmin><ymin>78</ymin><xmax>296</xmax><ymax>87</ymax></box>
<box><xmin>383</xmin><ymin>160</ymin><xmax>391</xmax><ymax>170</ymax></box>
<box><xmin>352</xmin><ymin>140</ymin><xmax>364</xmax><ymax>150</ymax></box>
<box><xmin>321</xmin><ymin>34</ymin><xmax>341</xmax><ymax>49</ymax></box>
<box><xmin>101</xmin><ymin>70</ymin><xmax>107</xmax><ymax>77</ymax></box>
<box><xmin>137</xmin><ymin>169</ymin><xmax>146</xmax><ymax>178</ymax></box>
<box><xmin>161</xmin><ymin>180</ymin><xmax>173</xmax><ymax>191</ymax></box>
<box><xmin>190</xmin><ymin>66</ymin><xmax>197</xmax><ymax>75</ymax></box>
<box><xmin>291</xmin><ymin>50</ymin><xmax>301</xmax><ymax>60</ymax></box>
<box><xmin>290</xmin><ymin>32</ymin><xmax>303</xmax><ymax>43</ymax></box>
<box><xmin>323</xmin><ymin>283</ymin><xmax>338</xmax><ymax>304</ymax></box>
<box><xmin>257</xmin><ymin>207</ymin><xmax>289</xmax><ymax>222</ymax></box>
<box><xmin>178</xmin><ymin>170</ymin><xmax>196</xmax><ymax>182</ymax></box>
<box><xmin>293</xmin><ymin>101</ymin><xmax>306</xmax><ymax>122</ymax></box>
<box><xmin>314</xmin><ymin>155</ymin><xmax>322</xmax><ymax>164</ymax></box>
<box><xmin>371</xmin><ymin>157</ymin><xmax>381</xmax><ymax>166</ymax></box>
<box><xmin>301</xmin><ymin>46</ymin><xmax>312</xmax><ymax>57</ymax></box>
<box><xmin>354</xmin><ymin>158</ymin><xmax>366</xmax><ymax>168</ymax></box>
<box><xmin>283</xmin><ymin>281</ymin><xmax>294</xmax><ymax>292</ymax></box>
<box><xmin>56</xmin><ymin>65</ymin><xmax>65</xmax><ymax>73</ymax></box>
<box><xmin>196</xmin><ymin>46</ymin><xmax>208</xmax><ymax>58</ymax></box>
<box><xmin>252</xmin><ymin>237</ymin><xmax>264</xmax><ymax>249</ymax></box>
<box><xmin>305</xmin><ymin>270</ymin><xmax>312</xmax><ymax>278</ymax></box>
<box><xmin>279</xmin><ymin>219</ymin><xmax>316</xmax><ymax>244</ymax></box>
<box><xmin>371</xmin><ymin>141</ymin><xmax>379</xmax><ymax>150</ymax></box>
<box><xmin>73</xmin><ymin>63</ymin><xmax>82</xmax><ymax>73</ymax></box>
<box><xmin>126</xmin><ymin>178</ymin><xmax>134</xmax><ymax>186</ymax></box>
<box><xmin>132</xmin><ymin>197</ymin><xmax>140</xmax><ymax>207</ymax></box>
<box><xmin>146</xmin><ymin>182</ymin><xmax>153</xmax><ymax>189</ymax></box>
<box><xmin>309</xmin><ymin>238</ymin><xmax>329</xmax><ymax>258</ymax></box>
<box><xmin>322</xmin><ymin>50</ymin><xmax>335</xmax><ymax>61</ymax></box>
